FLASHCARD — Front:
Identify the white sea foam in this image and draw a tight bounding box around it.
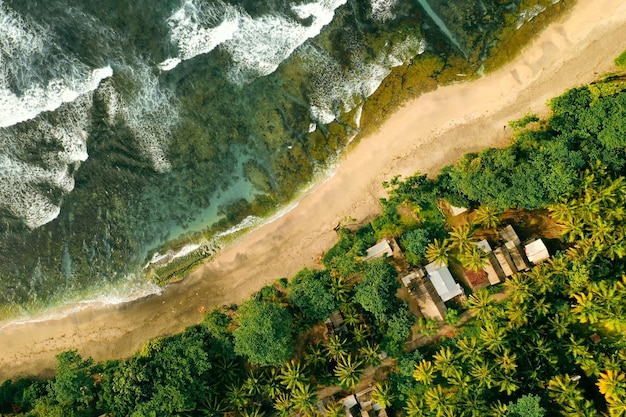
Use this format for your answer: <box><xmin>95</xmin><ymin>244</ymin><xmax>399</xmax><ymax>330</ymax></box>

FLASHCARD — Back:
<box><xmin>516</xmin><ymin>5</ymin><xmax>547</xmax><ymax>29</ymax></box>
<box><xmin>225</xmin><ymin>0</ymin><xmax>347</xmax><ymax>83</ymax></box>
<box><xmin>161</xmin><ymin>0</ymin><xmax>347</xmax><ymax>82</ymax></box>
<box><xmin>305</xmin><ymin>35</ymin><xmax>426</xmax><ymax>124</ymax></box>
<box><xmin>0</xmin><ymin>2</ymin><xmax>112</xmax><ymax>127</ymax></box>
<box><xmin>0</xmin><ymin>94</ymin><xmax>92</xmax><ymax>228</ymax></box>
<box><xmin>96</xmin><ymin>79</ymin><xmax>120</xmax><ymax>125</ymax></box>
<box><xmin>159</xmin><ymin>0</ymin><xmax>239</xmax><ymax>71</ymax></box>
<box><xmin>370</xmin><ymin>0</ymin><xmax>398</xmax><ymax>21</ymax></box>
<box><xmin>0</xmin><ymin>280</ymin><xmax>163</xmax><ymax>331</ymax></box>
<box><xmin>216</xmin><ymin>215</ymin><xmax>259</xmax><ymax>237</ymax></box>
<box><xmin>172</xmin><ymin>243</ymin><xmax>202</xmax><ymax>259</ymax></box>
<box><xmin>117</xmin><ymin>66</ymin><xmax>178</xmax><ymax>172</ymax></box>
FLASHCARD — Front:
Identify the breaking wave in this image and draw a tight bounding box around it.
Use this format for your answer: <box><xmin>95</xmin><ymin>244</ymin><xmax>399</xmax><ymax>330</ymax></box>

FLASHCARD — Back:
<box><xmin>0</xmin><ymin>94</ymin><xmax>93</xmax><ymax>229</ymax></box>
<box><xmin>159</xmin><ymin>0</ymin><xmax>239</xmax><ymax>71</ymax></box>
<box><xmin>160</xmin><ymin>0</ymin><xmax>347</xmax><ymax>83</ymax></box>
<box><xmin>0</xmin><ymin>1</ymin><xmax>112</xmax><ymax>127</ymax></box>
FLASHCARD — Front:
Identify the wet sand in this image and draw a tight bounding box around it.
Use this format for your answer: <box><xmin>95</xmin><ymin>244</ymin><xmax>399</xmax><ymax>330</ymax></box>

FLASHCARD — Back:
<box><xmin>1</xmin><ymin>0</ymin><xmax>626</xmax><ymax>381</ymax></box>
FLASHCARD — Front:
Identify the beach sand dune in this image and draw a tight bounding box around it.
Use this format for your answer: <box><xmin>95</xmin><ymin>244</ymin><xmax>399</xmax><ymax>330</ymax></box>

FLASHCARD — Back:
<box><xmin>1</xmin><ymin>0</ymin><xmax>626</xmax><ymax>380</ymax></box>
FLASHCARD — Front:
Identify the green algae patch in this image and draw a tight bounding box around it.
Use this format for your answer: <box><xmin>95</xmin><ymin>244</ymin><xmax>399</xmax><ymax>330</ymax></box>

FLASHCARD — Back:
<box><xmin>615</xmin><ymin>50</ymin><xmax>626</xmax><ymax>68</ymax></box>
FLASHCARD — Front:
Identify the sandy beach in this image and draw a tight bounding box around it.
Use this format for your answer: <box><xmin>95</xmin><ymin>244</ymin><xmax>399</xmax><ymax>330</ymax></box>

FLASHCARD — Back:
<box><xmin>1</xmin><ymin>0</ymin><xmax>626</xmax><ymax>381</ymax></box>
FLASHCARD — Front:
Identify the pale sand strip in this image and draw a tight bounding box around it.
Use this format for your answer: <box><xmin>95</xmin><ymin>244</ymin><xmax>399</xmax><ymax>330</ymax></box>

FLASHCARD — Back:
<box><xmin>1</xmin><ymin>0</ymin><xmax>626</xmax><ymax>380</ymax></box>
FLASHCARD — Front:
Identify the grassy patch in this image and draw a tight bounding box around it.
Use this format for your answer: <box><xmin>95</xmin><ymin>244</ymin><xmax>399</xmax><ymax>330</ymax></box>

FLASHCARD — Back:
<box><xmin>615</xmin><ymin>49</ymin><xmax>626</xmax><ymax>68</ymax></box>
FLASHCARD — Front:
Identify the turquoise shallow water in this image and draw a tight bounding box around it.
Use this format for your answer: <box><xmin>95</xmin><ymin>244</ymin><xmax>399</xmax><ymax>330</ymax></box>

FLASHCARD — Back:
<box><xmin>0</xmin><ymin>0</ymin><xmax>554</xmax><ymax>315</ymax></box>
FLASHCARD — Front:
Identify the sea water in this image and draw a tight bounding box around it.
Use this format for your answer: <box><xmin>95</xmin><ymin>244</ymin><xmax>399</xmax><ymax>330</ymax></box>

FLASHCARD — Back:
<box><xmin>0</xmin><ymin>0</ymin><xmax>556</xmax><ymax>317</ymax></box>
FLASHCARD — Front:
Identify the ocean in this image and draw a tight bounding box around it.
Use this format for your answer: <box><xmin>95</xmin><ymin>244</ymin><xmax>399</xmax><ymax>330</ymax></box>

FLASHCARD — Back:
<box><xmin>0</xmin><ymin>0</ymin><xmax>561</xmax><ymax>318</ymax></box>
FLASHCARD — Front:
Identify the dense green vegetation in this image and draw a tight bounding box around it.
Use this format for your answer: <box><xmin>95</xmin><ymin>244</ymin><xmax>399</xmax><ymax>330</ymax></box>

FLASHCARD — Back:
<box><xmin>616</xmin><ymin>49</ymin><xmax>626</xmax><ymax>68</ymax></box>
<box><xmin>2</xmin><ymin>44</ymin><xmax>626</xmax><ymax>417</ymax></box>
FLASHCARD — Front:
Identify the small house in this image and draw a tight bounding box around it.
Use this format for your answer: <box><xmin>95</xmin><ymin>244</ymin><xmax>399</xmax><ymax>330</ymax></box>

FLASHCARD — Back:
<box><xmin>494</xmin><ymin>247</ymin><xmax>516</xmax><ymax>277</ymax></box>
<box><xmin>498</xmin><ymin>225</ymin><xmax>529</xmax><ymax>272</ymax></box>
<box><xmin>506</xmin><ymin>241</ymin><xmax>529</xmax><ymax>271</ymax></box>
<box><xmin>425</xmin><ymin>262</ymin><xmax>463</xmax><ymax>302</ymax></box>
<box><xmin>500</xmin><ymin>225</ymin><xmax>521</xmax><ymax>246</ymax></box>
<box><xmin>475</xmin><ymin>240</ymin><xmax>505</xmax><ymax>285</ymax></box>
<box><xmin>363</xmin><ymin>240</ymin><xmax>393</xmax><ymax>262</ymax></box>
<box><xmin>524</xmin><ymin>239</ymin><xmax>550</xmax><ymax>264</ymax></box>
<box><xmin>401</xmin><ymin>271</ymin><xmax>447</xmax><ymax>321</ymax></box>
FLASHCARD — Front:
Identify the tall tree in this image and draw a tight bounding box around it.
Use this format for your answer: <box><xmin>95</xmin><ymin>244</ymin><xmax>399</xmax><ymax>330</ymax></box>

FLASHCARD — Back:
<box><xmin>233</xmin><ymin>299</ymin><xmax>294</xmax><ymax>366</ymax></box>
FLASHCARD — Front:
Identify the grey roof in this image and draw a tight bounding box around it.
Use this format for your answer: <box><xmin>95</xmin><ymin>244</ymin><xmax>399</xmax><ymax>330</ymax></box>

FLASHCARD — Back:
<box><xmin>425</xmin><ymin>262</ymin><xmax>463</xmax><ymax>302</ymax></box>
<box><xmin>363</xmin><ymin>240</ymin><xmax>393</xmax><ymax>261</ymax></box>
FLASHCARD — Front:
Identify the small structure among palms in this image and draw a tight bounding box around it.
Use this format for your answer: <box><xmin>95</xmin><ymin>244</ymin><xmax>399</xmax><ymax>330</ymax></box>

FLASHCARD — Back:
<box><xmin>339</xmin><ymin>383</ymin><xmax>391</xmax><ymax>417</ymax></box>
<box><xmin>425</xmin><ymin>261</ymin><xmax>463</xmax><ymax>302</ymax></box>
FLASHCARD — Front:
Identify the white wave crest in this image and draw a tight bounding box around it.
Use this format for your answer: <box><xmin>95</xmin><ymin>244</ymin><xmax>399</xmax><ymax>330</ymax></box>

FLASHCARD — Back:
<box><xmin>370</xmin><ymin>0</ymin><xmax>398</xmax><ymax>21</ymax></box>
<box><xmin>160</xmin><ymin>0</ymin><xmax>347</xmax><ymax>83</ymax></box>
<box><xmin>0</xmin><ymin>94</ymin><xmax>92</xmax><ymax>228</ymax></box>
<box><xmin>216</xmin><ymin>215</ymin><xmax>259</xmax><ymax>237</ymax></box>
<box><xmin>0</xmin><ymin>2</ymin><xmax>112</xmax><ymax>127</ymax></box>
<box><xmin>225</xmin><ymin>0</ymin><xmax>347</xmax><ymax>83</ymax></box>
<box><xmin>159</xmin><ymin>0</ymin><xmax>239</xmax><ymax>71</ymax></box>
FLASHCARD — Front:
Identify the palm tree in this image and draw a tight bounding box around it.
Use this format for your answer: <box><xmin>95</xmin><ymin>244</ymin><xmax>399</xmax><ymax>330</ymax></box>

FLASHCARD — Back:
<box><xmin>467</xmin><ymin>289</ymin><xmax>498</xmax><ymax>323</ymax></box>
<box><xmin>214</xmin><ymin>357</ymin><xmax>241</xmax><ymax>385</ymax></box>
<box><xmin>242</xmin><ymin>370</ymin><xmax>266</xmax><ymax>397</ymax></box>
<box><xmin>487</xmin><ymin>400</ymin><xmax>509</xmax><ymax>417</ymax></box>
<box><xmin>305</xmin><ymin>342</ymin><xmax>327</xmax><ymax>371</ymax></box>
<box><xmin>352</xmin><ymin>324</ymin><xmax>369</xmax><ymax>344</ymax></box>
<box><xmin>371</xmin><ymin>381</ymin><xmax>394</xmax><ymax>409</ymax></box>
<box><xmin>548</xmin><ymin>375</ymin><xmax>585</xmax><ymax>410</ymax></box>
<box><xmin>432</xmin><ymin>346</ymin><xmax>458</xmax><ymax>378</ymax></box>
<box><xmin>413</xmin><ymin>359</ymin><xmax>436</xmax><ymax>385</ymax></box>
<box><xmin>504</xmin><ymin>273</ymin><xmax>533</xmax><ymax>304</ymax></box>
<box><xmin>263</xmin><ymin>368</ymin><xmax>283</xmax><ymax>400</ymax></box>
<box><xmin>324</xmin><ymin>334</ymin><xmax>349</xmax><ymax>361</ymax></box>
<box><xmin>425</xmin><ymin>238</ymin><xmax>452</xmax><ymax>266</ymax></box>
<box><xmin>423</xmin><ymin>385</ymin><xmax>455</xmax><ymax>414</ymax></box>
<box><xmin>458</xmin><ymin>245</ymin><xmax>488</xmax><ymax>272</ymax></box>
<box><xmin>341</xmin><ymin>304</ymin><xmax>361</xmax><ymax>327</ymax></box>
<box><xmin>479</xmin><ymin>322</ymin><xmax>507</xmax><ymax>353</ymax></box>
<box><xmin>495</xmin><ymin>373</ymin><xmax>519</xmax><ymax>395</ymax></box>
<box><xmin>449</xmin><ymin>224</ymin><xmax>476</xmax><ymax>254</ymax></box>
<box><xmin>280</xmin><ymin>360</ymin><xmax>308</xmax><ymax>391</ymax></box>
<box><xmin>324</xmin><ymin>400</ymin><xmax>345</xmax><ymax>417</ymax></box>
<box><xmin>469</xmin><ymin>359</ymin><xmax>495</xmax><ymax>389</ymax></box>
<box><xmin>474</xmin><ymin>205</ymin><xmax>501</xmax><ymax>229</ymax></box>
<box><xmin>456</xmin><ymin>336</ymin><xmax>479</xmax><ymax>362</ymax></box>
<box><xmin>496</xmin><ymin>348</ymin><xmax>518</xmax><ymax>374</ymax></box>
<box><xmin>358</xmin><ymin>341</ymin><xmax>381</xmax><ymax>368</ymax></box>
<box><xmin>329</xmin><ymin>275</ymin><xmax>351</xmax><ymax>304</ymax></box>
<box><xmin>198</xmin><ymin>394</ymin><xmax>229</xmax><ymax>417</ymax></box>
<box><xmin>291</xmin><ymin>382</ymin><xmax>318</xmax><ymax>415</ymax></box>
<box><xmin>571</xmin><ymin>291</ymin><xmax>602</xmax><ymax>325</ymax></box>
<box><xmin>273</xmin><ymin>392</ymin><xmax>293</xmax><ymax>417</ymax></box>
<box><xmin>240</xmin><ymin>406</ymin><xmax>265</xmax><ymax>417</ymax></box>
<box><xmin>597</xmin><ymin>370</ymin><xmax>626</xmax><ymax>404</ymax></box>
<box><xmin>404</xmin><ymin>396</ymin><xmax>426</xmax><ymax>417</ymax></box>
<box><xmin>226</xmin><ymin>383</ymin><xmax>251</xmax><ymax>410</ymax></box>
<box><xmin>334</xmin><ymin>354</ymin><xmax>363</xmax><ymax>389</ymax></box>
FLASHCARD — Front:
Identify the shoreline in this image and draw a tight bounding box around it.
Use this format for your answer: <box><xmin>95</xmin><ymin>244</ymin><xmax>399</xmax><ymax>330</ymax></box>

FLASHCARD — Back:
<box><xmin>2</xmin><ymin>0</ymin><xmax>626</xmax><ymax>380</ymax></box>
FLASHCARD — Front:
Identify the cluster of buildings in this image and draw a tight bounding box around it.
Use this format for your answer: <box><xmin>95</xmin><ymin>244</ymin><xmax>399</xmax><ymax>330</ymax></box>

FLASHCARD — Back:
<box><xmin>321</xmin><ymin>224</ymin><xmax>551</xmax><ymax>416</ymax></box>
<box><xmin>366</xmin><ymin>225</ymin><xmax>550</xmax><ymax>323</ymax></box>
